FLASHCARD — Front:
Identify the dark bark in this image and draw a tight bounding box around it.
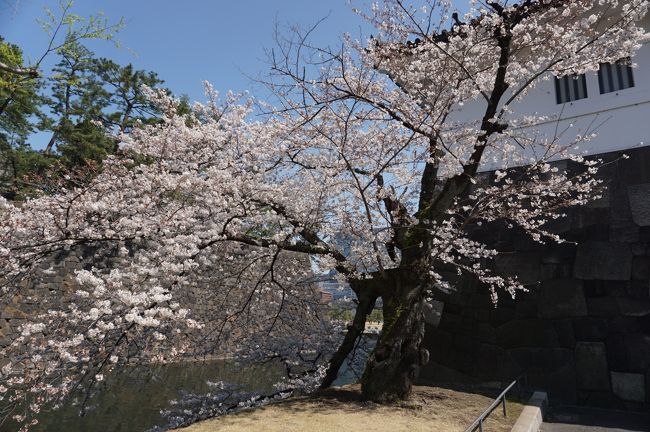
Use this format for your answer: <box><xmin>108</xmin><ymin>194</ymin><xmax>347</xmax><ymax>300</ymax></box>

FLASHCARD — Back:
<box><xmin>0</xmin><ymin>96</ymin><xmax>12</xmax><ymax>117</ymax></box>
<box><xmin>44</xmin><ymin>132</ymin><xmax>58</xmax><ymax>155</ymax></box>
<box><xmin>0</xmin><ymin>61</ymin><xmax>39</xmax><ymax>78</ymax></box>
<box><xmin>360</xmin><ymin>279</ymin><xmax>429</xmax><ymax>402</ymax></box>
<box><xmin>324</xmin><ymin>0</ymin><xmax>523</xmax><ymax>403</ymax></box>
<box><xmin>320</xmin><ymin>291</ymin><xmax>376</xmax><ymax>389</ymax></box>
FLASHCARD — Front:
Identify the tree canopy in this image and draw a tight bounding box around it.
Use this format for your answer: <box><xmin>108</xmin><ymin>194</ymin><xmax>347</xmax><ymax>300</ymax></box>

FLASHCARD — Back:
<box><xmin>0</xmin><ymin>1</ymin><xmax>167</xmax><ymax>199</ymax></box>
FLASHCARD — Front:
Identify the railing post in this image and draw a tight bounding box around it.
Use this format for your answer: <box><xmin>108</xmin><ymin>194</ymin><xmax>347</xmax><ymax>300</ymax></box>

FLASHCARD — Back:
<box><xmin>464</xmin><ymin>379</ymin><xmax>517</xmax><ymax>432</ymax></box>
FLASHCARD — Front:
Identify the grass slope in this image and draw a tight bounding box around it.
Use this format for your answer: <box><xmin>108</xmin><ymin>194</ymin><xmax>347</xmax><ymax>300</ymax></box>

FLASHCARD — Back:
<box><xmin>177</xmin><ymin>384</ymin><xmax>525</xmax><ymax>432</ymax></box>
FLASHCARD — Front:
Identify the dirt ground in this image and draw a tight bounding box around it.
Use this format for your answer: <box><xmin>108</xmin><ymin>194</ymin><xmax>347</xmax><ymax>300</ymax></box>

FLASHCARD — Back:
<box><xmin>176</xmin><ymin>384</ymin><xmax>525</xmax><ymax>432</ymax></box>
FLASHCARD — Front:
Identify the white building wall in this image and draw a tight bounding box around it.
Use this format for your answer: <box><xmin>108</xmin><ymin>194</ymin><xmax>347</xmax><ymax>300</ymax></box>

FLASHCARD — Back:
<box><xmin>451</xmin><ymin>18</ymin><xmax>650</xmax><ymax>168</ymax></box>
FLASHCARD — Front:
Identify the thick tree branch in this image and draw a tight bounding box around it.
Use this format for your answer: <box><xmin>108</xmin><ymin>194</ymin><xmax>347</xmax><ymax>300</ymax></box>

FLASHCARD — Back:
<box><xmin>0</xmin><ymin>61</ymin><xmax>39</xmax><ymax>78</ymax></box>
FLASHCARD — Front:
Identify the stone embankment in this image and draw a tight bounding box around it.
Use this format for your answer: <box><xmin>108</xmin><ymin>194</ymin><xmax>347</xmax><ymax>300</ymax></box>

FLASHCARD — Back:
<box><xmin>420</xmin><ymin>146</ymin><xmax>650</xmax><ymax>412</ymax></box>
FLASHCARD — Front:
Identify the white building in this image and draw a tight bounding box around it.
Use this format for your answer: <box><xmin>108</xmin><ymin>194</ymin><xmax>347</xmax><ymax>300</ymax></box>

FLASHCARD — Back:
<box><xmin>450</xmin><ymin>14</ymin><xmax>650</xmax><ymax>164</ymax></box>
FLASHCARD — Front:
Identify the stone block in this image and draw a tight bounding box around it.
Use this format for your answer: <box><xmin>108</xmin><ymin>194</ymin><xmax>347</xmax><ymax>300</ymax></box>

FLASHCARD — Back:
<box><xmin>583</xmin><ymin>280</ymin><xmax>613</xmax><ymax>298</ymax></box>
<box><xmin>616</xmin><ymin>298</ymin><xmax>650</xmax><ymax>317</ymax></box>
<box><xmin>638</xmin><ymin>310</ymin><xmax>650</xmax><ymax>333</ymax></box>
<box><xmin>632</xmin><ymin>256</ymin><xmax>650</xmax><ymax>281</ymax></box>
<box><xmin>587</xmin><ymin>186</ymin><xmax>611</xmax><ymax>209</ymax></box>
<box><xmin>468</xmin><ymin>292</ymin><xmax>494</xmax><ymax>309</ymax></box>
<box><xmin>494</xmin><ymin>252</ymin><xmax>541</xmax><ymax>285</ymax></box>
<box><xmin>646</xmin><ymin>369</ymin><xmax>650</xmax><ymax>403</ymax></box>
<box><xmin>515</xmin><ymin>301</ymin><xmax>538</xmax><ymax>319</ymax></box>
<box><xmin>476</xmin><ymin>323</ymin><xmax>497</xmax><ymax>344</ymax></box>
<box><xmin>530</xmin><ymin>364</ymin><xmax>577</xmax><ymax>405</ymax></box>
<box><xmin>587</xmin><ymin>297</ymin><xmax>620</xmax><ymax>317</ymax></box>
<box><xmin>554</xmin><ymin>319</ymin><xmax>576</xmax><ymax>348</ymax></box>
<box><xmin>617</xmin><ymin>147</ymin><xmax>650</xmax><ymax>186</ymax></box>
<box><xmin>641</xmin><ymin>227</ymin><xmax>650</xmax><ymax>243</ymax></box>
<box><xmin>423</xmin><ymin>328</ymin><xmax>453</xmax><ymax>364</ymax></box>
<box><xmin>626</xmin><ymin>281</ymin><xmax>650</xmax><ymax>301</ymax></box>
<box><xmin>443</xmin><ymin>302</ymin><xmax>463</xmax><ymax>315</ymax></box>
<box><xmin>574</xmin><ymin>242</ymin><xmax>632</xmax><ymax>281</ymax></box>
<box><xmin>540</xmin><ymin>263</ymin><xmax>573</xmax><ymax>281</ymax></box>
<box><xmin>611</xmin><ymin>371</ymin><xmax>646</xmax><ymax>402</ymax></box>
<box><xmin>472</xmin><ymin>343</ymin><xmax>521</xmax><ymax>381</ymax></box>
<box><xmin>610</xmin><ymin>225</ymin><xmax>640</xmax><ymax>243</ymax></box>
<box><xmin>575</xmin><ymin>342</ymin><xmax>610</xmax><ymax>391</ymax></box>
<box><xmin>437</xmin><ymin>311</ymin><xmax>462</xmax><ymax>333</ymax></box>
<box><xmin>496</xmin><ymin>319</ymin><xmax>559</xmax><ymax>348</ymax></box>
<box><xmin>609</xmin><ymin>185</ymin><xmax>637</xmax><ymax>240</ymax></box>
<box><xmin>628</xmin><ymin>183</ymin><xmax>650</xmax><ymax>227</ymax></box>
<box><xmin>609</xmin><ymin>316</ymin><xmax>640</xmax><ymax>334</ymax></box>
<box><xmin>473</xmin><ymin>308</ymin><xmax>491</xmax><ymax>323</ymax></box>
<box><xmin>607</xmin><ymin>335</ymin><xmax>630</xmax><ymax>371</ymax></box>
<box><xmin>565</xmin><ymin>223</ymin><xmax>610</xmax><ymax>243</ymax></box>
<box><xmin>453</xmin><ymin>333</ymin><xmax>479</xmax><ymax>355</ymax></box>
<box><xmin>490</xmin><ymin>306</ymin><xmax>516</xmax><ymax>326</ymax></box>
<box><xmin>573</xmin><ymin>317</ymin><xmax>609</xmax><ymax>341</ymax></box>
<box><xmin>538</xmin><ymin>279</ymin><xmax>587</xmax><ymax>319</ymax></box>
<box><xmin>572</xmin><ymin>207</ymin><xmax>611</xmax><ymax>231</ymax></box>
<box><xmin>605</xmin><ymin>333</ymin><xmax>650</xmax><ymax>373</ymax></box>
<box><xmin>509</xmin><ymin>347</ymin><xmax>574</xmax><ymax>373</ymax></box>
<box><xmin>513</xmin><ymin>230</ymin><xmax>548</xmax><ymax>252</ymax></box>
<box><xmin>542</xmin><ymin>213</ymin><xmax>572</xmax><ymax>234</ymax></box>
<box><xmin>577</xmin><ymin>390</ymin><xmax>624</xmax><ymax>409</ymax></box>
<box><xmin>630</xmin><ymin>243</ymin><xmax>648</xmax><ymax>256</ymax></box>
<box><xmin>626</xmin><ymin>334</ymin><xmax>650</xmax><ymax>372</ymax></box>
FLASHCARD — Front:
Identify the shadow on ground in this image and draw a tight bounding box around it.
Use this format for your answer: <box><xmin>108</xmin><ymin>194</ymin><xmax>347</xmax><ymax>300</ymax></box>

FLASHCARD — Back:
<box><xmin>178</xmin><ymin>384</ymin><xmax>526</xmax><ymax>432</ymax></box>
<box><xmin>542</xmin><ymin>405</ymin><xmax>650</xmax><ymax>432</ymax></box>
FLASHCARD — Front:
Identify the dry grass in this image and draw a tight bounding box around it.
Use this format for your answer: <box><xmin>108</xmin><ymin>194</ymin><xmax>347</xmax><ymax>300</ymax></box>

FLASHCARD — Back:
<box><xmin>176</xmin><ymin>384</ymin><xmax>525</xmax><ymax>432</ymax></box>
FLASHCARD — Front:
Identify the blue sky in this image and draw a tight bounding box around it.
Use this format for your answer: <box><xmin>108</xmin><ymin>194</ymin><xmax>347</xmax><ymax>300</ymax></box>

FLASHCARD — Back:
<box><xmin>2</xmin><ymin>0</ymin><xmax>374</xmax><ymax>101</ymax></box>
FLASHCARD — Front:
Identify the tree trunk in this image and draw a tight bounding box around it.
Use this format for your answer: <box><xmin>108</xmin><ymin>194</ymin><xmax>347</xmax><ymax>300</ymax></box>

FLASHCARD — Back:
<box><xmin>320</xmin><ymin>292</ymin><xmax>376</xmax><ymax>389</ymax></box>
<box><xmin>360</xmin><ymin>282</ymin><xmax>428</xmax><ymax>402</ymax></box>
<box><xmin>44</xmin><ymin>132</ymin><xmax>58</xmax><ymax>155</ymax></box>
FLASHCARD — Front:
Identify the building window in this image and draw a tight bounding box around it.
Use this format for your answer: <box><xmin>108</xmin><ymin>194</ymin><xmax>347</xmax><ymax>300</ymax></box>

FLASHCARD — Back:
<box><xmin>555</xmin><ymin>74</ymin><xmax>588</xmax><ymax>104</ymax></box>
<box><xmin>598</xmin><ymin>59</ymin><xmax>635</xmax><ymax>94</ymax></box>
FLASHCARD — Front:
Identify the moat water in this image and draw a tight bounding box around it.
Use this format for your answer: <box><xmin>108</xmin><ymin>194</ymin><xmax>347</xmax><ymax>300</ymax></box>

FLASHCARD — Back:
<box><xmin>25</xmin><ymin>360</ymin><xmax>286</xmax><ymax>432</ymax></box>
<box><xmin>4</xmin><ymin>355</ymin><xmax>364</xmax><ymax>432</ymax></box>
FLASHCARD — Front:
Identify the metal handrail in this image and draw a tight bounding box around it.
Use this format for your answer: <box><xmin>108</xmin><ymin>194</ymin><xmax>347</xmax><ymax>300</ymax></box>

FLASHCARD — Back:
<box><xmin>464</xmin><ymin>379</ymin><xmax>518</xmax><ymax>432</ymax></box>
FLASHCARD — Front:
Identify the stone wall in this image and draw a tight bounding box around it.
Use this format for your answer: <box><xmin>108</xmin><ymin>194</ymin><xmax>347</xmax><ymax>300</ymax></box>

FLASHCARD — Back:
<box><xmin>0</xmin><ymin>241</ymin><xmax>317</xmax><ymax>357</ymax></box>
<box><xmin>419</xmin><ymin>146</ymin><xmax>650</xmax><ymax>411</ymax></box>
<box><xmin>0</xmin><ymin>244</ymin><xmax>121</xmax><ymax>350</ymax></box>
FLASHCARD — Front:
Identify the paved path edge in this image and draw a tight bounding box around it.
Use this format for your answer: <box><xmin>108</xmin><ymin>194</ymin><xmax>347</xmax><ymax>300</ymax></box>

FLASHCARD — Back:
<box><xmin>511</xmin><ymin>391</ymin><xmax>548</xmax><ymax>432</ymax></box>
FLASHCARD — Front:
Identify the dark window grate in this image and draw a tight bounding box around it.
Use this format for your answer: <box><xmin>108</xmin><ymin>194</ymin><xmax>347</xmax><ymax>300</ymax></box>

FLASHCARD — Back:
<box><xmin>598</xmin><ymin>58</ymin><xmax>635</xmax><ymax>94</ymax></box>
<box><xmin>555</xmin><ymin>73</ymin><xmax>588</xmax><ymax>104</ymax></box>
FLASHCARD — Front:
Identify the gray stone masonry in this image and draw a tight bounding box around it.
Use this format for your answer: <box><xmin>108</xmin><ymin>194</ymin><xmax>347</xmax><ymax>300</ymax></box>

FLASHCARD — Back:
<box><xmin>419</xmin><ymin>146</ymin><xmax>650</xmax><ymax>412</ymax></box>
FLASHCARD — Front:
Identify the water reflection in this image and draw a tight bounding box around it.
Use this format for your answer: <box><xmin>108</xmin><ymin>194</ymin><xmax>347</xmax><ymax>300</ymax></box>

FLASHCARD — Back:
<box><xmin>28</xmin><ymin>360</ymin><xmax>286</xmax><ymax>432</ymax></box>
<box><xmin>4</xmin><ymin>338</ymin><xmax>373</xmax><ymax>432</ymax></box>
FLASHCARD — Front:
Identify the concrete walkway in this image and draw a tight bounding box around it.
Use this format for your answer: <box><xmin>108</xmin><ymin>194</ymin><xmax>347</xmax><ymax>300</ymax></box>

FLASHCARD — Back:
<box><xmin>540</xmin><ymin>406</ymin><xmax>650</xmax><ymax>432</ymax></box>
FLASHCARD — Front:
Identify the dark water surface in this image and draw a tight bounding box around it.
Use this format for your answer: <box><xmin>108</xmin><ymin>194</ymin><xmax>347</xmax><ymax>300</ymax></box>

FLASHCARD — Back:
<box><xmin>5</xmin><ymin>357</ymin><xmax>362</xmax><ymax>432</ymax></box>
<box><xmin>23</xmin><ymin>360</ymin><xmax>286</xmax><ymax>432</ymax></box>
<box><xmin>3</xmin><ymin>340</ymin><xmax>370</xmax><ymax>432</ymax></box>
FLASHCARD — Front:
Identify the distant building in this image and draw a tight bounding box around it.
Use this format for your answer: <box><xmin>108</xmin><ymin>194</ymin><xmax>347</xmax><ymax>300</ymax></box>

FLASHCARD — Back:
<box><xmin>315</xmin><ymin>274</ymin><xmax>355</xmax><ymax>301</ymax></box>
<box><xmin>319</xmin><ymin>290</ymin><xmax>333</xmax><ymax>304</ymax></box>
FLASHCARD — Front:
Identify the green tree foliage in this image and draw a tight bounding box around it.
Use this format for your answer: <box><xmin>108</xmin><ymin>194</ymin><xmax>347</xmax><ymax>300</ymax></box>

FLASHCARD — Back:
<box><xmin>0</xmin><ymin>3</ymin><xmax>171</xmax><ymax>199</ymax></box>
<box><xmin>0</xmin><ymin>37</ymin><xmax>51</xmax><ymax>198</ymax></box>
<box><xmin>45</xmin><ymin>55</ymin><xmax>167</xmax><ymax>166</ymax></box>
<box><xmin>92</xmin><ymin>58</ymin><xmax>165</xmax><ymax>134</ymax></box>
<box><xmin>42</xmin><ymin>40</ymin><xmax>113</xmax><ymax>158</ymax></box>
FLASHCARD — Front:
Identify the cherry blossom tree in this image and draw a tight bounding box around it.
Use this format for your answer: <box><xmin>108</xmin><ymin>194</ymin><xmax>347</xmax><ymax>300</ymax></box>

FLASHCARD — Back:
<box><xmin>1</xmin><ymin>0</ymin><xmax>648</xmax><ymax>429</ymax></box>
